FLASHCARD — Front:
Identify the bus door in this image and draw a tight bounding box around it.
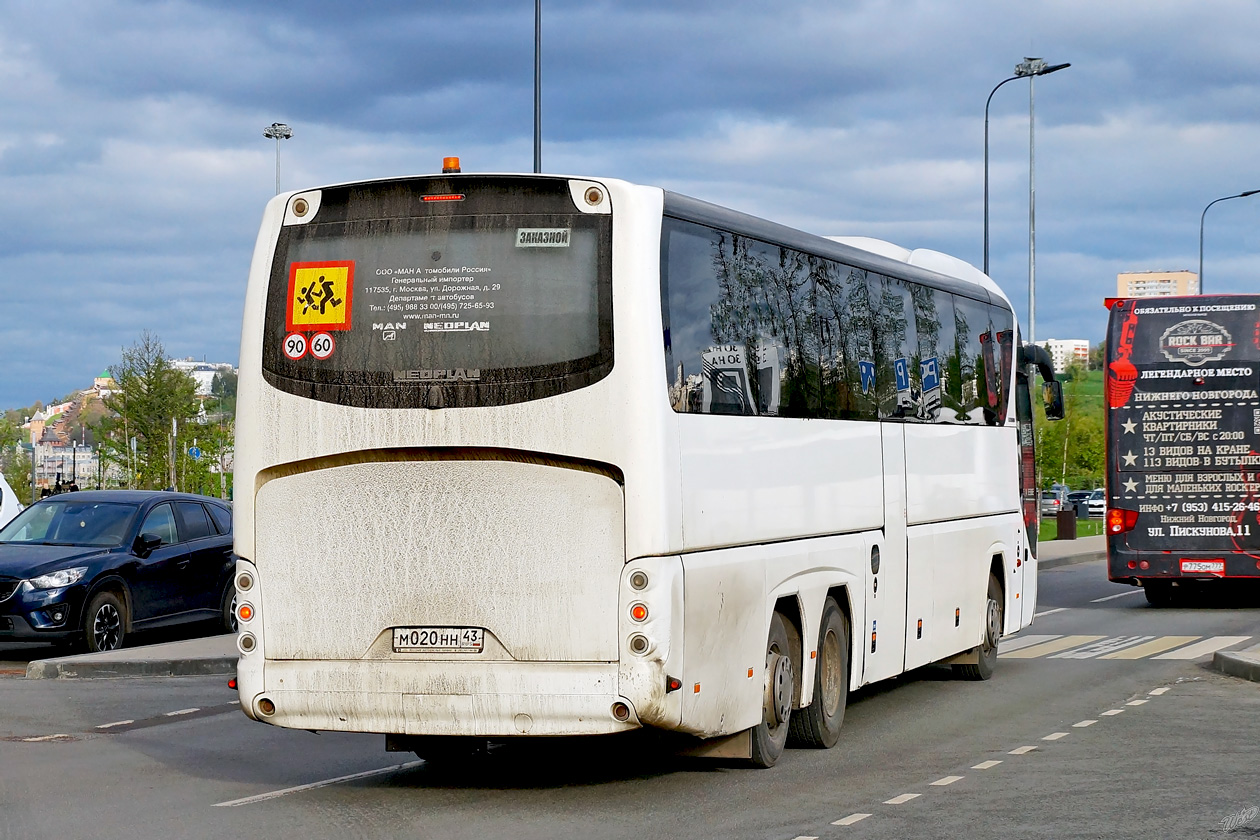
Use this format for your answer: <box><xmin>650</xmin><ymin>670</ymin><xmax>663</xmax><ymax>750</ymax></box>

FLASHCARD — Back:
<box><xmin>1015</xmin><ymin>367</ymin><xmax>1038</xmax><ymax>626</ymax></box>
<box><xmin>863</xmin><ymin>423</ymin><xmax>909</xmax><ymax>684</ymax></box>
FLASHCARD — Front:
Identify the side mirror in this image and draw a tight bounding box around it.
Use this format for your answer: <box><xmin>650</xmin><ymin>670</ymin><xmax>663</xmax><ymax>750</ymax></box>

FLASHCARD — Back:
<box><xmin>1042</xmin><ymin>380</ymin><xmax>1065</xmax><ymax>420</ymax></box>
<box><xmin>133</xmin><ymin>533</ymin><xmax>163</xmax><ymax>558</ymax></box>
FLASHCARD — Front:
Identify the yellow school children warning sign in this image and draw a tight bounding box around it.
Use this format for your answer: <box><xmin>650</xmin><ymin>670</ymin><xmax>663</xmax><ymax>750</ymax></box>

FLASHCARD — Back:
<box><xmin>286</xmin><ymin>261</ymin><xmax>355</xmax><ymax>331</ymax></box>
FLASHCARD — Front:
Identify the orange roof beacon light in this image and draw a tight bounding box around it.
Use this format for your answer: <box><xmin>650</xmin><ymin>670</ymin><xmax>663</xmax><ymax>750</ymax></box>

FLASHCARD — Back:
<box><xmin>443</xmin><ymin>157</ymin><xmax>461</xmax><ymax>174</ymax></box>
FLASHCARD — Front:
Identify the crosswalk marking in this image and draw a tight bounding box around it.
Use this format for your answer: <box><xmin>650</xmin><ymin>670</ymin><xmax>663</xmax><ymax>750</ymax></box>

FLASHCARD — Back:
<box><xmin>1002</xmin><ymin>635</ymin><xmax>1105</xmax><ymax>658</ymax></box>
<box><xmin>1153</xmin><ymin>636</ymin><xmax>1252</xmax><ymax>660</ymax></box>
<box><xmin>1051</xmin><ymin>635</ymin><xmax>1156</xmax><ymax>659</ymax></box>
<box><xmin>998</xmin><ymin>634</ymin><xmax>1062</xmax><ymax>653</ymax></box>
<box><xmin>1099</xmin><ymin>636</ymin><xmax>1200</xmax><ymax>660</ymax></box>
<box><xmin>1000</xmin><ymin>634</ymin><xmax>1251</xmax><ymax>661</ymax></box>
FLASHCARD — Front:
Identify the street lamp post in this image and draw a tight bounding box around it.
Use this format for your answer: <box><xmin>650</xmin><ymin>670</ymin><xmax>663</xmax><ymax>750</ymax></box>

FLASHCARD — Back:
<box><xmin>984</xmin><ymin>60</ymin><xmax>1069</xmax><ymax>344</ymax></box>
<box><xmin>1013</xmin><ymin>58</ymin><xmax>1069</xmax><ymax>346</ymax></box>
<box><xmin>263</xmin><ymin>122</ymin><xmax>293</xmax><ymax>194</ymax></box>
<box><xmin>534</xmin><ymin>0</ymin><xmax>542</xmax><ymax>174</ymax></box>
<box><xmin>1198</xmin><ymin>190</ymin><xmax>1260</xmax><ymax>295</ymax></box>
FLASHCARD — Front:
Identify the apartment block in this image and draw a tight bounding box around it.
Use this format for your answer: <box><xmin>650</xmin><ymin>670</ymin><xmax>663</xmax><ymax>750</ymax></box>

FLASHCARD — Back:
<box><xmin>1117</xmin><ymin>270</ymin><xmax>1199</xmax><ymax>298</ymax></box>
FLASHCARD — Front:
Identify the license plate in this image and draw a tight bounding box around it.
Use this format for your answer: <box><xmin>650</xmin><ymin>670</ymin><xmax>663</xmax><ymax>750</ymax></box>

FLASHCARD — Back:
<box><xmin>1180</xmin><ymin>559</ymin><xmax>1225</xmax><ymax>575</ymax></box>
<box><xmin>393</xmin><ymin>626</ymin><xmax>484</xmax><ymax>653</ymax></box>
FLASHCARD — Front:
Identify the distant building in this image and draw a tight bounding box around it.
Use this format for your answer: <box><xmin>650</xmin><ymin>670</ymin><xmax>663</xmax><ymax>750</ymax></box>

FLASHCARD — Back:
<box><xmin>1117</xmin><ymin>270</ymin><xmax>1199</xmax><ymax>298</ymax></box>
<box><xmin>1044</xmin><ymin>339</ymin><xmax>1090</xmax><ymax>374</ymax></box>
<box><xmin>170</xmin><ymin>357</ymin><xmax>237</xmax><ymax>397</ymax></box>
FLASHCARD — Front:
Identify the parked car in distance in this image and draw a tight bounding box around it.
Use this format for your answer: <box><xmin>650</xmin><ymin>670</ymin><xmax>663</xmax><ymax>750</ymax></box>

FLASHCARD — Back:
<box><xmin>1088</xmin><ymin>488</ymin><xmax>1105</xmax><ymax>518</ymax></box>
<box><xmin>0</xmin><ymin>490</ymin><xmax>236</xmax><ymax>652</ymax></box>
<box><xmin>1040</xmin><ymin>489</ymin><xmax>1066</xmax><ymax>517</ymax></box>
<box><xmin>1066</xmin><ymin>490</ymin><xmax>1092</xmax><ymax>518</ymax></box>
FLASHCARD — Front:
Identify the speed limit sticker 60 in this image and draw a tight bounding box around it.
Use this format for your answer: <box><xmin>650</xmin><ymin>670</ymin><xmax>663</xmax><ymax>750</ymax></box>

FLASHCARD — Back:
<box><xmin>310</xmin><ymin>332</ymin><xmax>335</xmax><ymax>360</ymax></box>
<box><xmin>283</xmin><ymin>333</ymin><xmax>308</xmax><ymax>360</ymax></box>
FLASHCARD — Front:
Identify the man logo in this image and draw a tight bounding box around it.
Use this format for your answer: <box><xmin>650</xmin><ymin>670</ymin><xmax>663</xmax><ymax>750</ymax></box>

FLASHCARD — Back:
<box><xmin>373</xmin><ymin>322</ymin><xmax>408</xmax><ymax>342</ymax></box>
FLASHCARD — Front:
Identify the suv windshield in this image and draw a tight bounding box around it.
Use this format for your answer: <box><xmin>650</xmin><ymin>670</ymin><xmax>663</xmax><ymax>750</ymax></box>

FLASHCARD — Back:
<box><xmin>0</xmin><ymin>501</ymin><xmax>137</xmax><ymax>547</ymax></box>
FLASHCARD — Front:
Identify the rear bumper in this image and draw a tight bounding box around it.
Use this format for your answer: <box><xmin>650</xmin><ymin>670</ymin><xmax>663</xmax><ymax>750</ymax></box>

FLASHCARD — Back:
<box><xmin>1108</xmin><ymin>551</ymin><xmax>1260</xmax><ymax>582</ymax></box>
<box><xmin>242</xmin><ymin>659</ymin><xmax>640</xmax><ymax>736</ymax></box>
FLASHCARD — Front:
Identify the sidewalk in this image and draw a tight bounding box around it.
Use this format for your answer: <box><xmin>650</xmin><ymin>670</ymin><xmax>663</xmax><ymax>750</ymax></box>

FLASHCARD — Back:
<box><xmin>1037</xmin><ymin>534</ymin><xmax>1106</xmax><ymax>570</ymax></box>
<box><xmin>25</xmin><ymin>633</ymin><xmax>237</xmax><ymax>680</ymax></box>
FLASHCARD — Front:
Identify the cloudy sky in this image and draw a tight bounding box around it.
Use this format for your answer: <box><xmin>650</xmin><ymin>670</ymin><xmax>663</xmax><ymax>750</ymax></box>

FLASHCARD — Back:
<box><xmin>2</xmin><ymin>0</ymin><xmax>1258</xmax><ymax>410</ymax></box>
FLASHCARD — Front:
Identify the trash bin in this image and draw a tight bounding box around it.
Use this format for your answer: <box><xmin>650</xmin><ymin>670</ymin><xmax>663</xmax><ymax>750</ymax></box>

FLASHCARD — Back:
<box><xmin>1056</xmin><ymin>508</ymin><xmax>1077</xmax><ymax>540</ymax></box>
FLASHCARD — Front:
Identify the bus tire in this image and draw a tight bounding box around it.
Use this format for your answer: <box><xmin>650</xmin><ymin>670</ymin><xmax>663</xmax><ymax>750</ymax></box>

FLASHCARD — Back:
<box><xmin>1143</xmin><ymin>581</ymin><xmax>1174</xmax><ymax>606</ymax></box>
<box><xmin>749</xmin><ymin>611</ymin><xmax>794</xmax><ymax>768</ymax></box>
<box><xmin>954</xmin><ymin>574</ymin><xmax>1002</xmax><ymax>681</ymax></box>
<box><xmin>788</xmin><ymin>597</ymin><xmax>848</xmax><ymax>749</ymax></box>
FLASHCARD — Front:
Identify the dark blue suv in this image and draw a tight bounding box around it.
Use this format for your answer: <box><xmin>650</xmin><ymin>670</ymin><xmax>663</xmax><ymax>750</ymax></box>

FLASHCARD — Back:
<box><xmin>0</xmin><ymin>490</ymin><xmax>235</xmax><ymax>651</ymax></box>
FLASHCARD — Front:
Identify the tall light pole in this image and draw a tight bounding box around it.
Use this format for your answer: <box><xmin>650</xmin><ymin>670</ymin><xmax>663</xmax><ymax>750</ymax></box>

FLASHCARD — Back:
<box><xmin>1199</xmin><ymin>189</ymin><xmax>1259</xmax><ymax>294</ymax></box>
<box><xmin>1012</xmin><ymin>58</ymin><xmax>1069</xmax><ymax>346</ymax></box>
<box><xmin>263</xmin><ymin>122</ymin><xmax>293</xmax><ymax>194</ymax></box>
<box><xmin>533</xmin><ymin>0</ymin><xmax>541</xmax><ymax>173</ymax></box>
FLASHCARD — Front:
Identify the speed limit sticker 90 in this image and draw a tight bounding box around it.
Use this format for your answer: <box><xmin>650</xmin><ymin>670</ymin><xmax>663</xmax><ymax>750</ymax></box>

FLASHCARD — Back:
<box><xmin>310</xmin><ymin>332</ymin><xmax>335</xmax><ymax>360</ymax></box>
<box><xmin>283</xmin><ymin>333</ymin><xmax>308</xmax><ymax>360</ymax></box>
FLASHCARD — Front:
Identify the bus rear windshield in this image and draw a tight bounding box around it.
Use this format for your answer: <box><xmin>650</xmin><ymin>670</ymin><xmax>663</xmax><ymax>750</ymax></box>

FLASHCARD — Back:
<box><xmin>261</xmin><ymin>177</ymin><xmax>613</xmax><ymax>409</ymax></box>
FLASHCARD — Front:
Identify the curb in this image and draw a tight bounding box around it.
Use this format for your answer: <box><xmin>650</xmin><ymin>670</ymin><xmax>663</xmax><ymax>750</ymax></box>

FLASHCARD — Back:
<box><xmin>26</xmin><ymin>656</ymin><xmax>237</xmax><ymax>680</ymax></box>
<box><xmin>1039</xmin><ymin>550</ymin><xmax>1106</xmax><ymax>571</ymax></box>
<box><xmin>1213</xmin><ymin>650</ymin><xmax>1260</xmax><ymax>684</ymax></box>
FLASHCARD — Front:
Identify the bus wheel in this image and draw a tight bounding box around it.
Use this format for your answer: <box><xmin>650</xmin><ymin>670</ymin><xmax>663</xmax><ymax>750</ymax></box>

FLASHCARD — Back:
<box><xmin>788</xmin><ymin>597</ymin><xmax>848</xmax><ymax>749</ymax></box>
<box><xmin>749</xmin><ymin>612</ymin><xmax>794</xmax><ymax>768</ymax></box>
<box><xmin>954</xmin><ymin>574</ymin><xmax>1002</xmax><ymax>681</ymax></box>
<box><xmin>1143</xmin><ymin>581</ymin><xmax>1174</xmax><ymax>606</ymax></box>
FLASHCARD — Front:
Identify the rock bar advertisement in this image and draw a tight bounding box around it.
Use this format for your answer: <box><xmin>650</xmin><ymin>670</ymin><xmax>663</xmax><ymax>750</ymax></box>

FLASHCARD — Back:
<box><xmin>1107</xmin><ymin>297</ymin><xmax>1260</xmax><ymax>553</ymax></box>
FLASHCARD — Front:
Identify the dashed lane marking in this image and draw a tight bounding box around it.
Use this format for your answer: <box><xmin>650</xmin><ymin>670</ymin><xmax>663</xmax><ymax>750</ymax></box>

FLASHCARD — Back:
<box><xmin>1126</xmin><ymin>699</ymin><xmax>1148</xmax><ymax>706</ymax></box>
<box><xmin>1042</xmin><ymin>732</ymin><xmax>1069</xmax><ymax>741</ymax></box>
<box><xmin>1034</xmin><ymin>607</ymin><xmax>1069</xmax><ymax>617</ymax></box>
<box><xmin>165</xmin><ymin>708</ymin><xmax>200</xmax><ymax>716</ymax></box>
<box><xmin>1074</xmin><ymin>720</ymin><xmax>1097</xmax><ymax>727</ymax></box>
<box><xmin>1152</xmin><ymin>636</ymin><xmax>1252</xmax><ymax>660</ymax></box>
<box><xmin>214</xmin><ymin>761</ymin><xmax>425</xmax><ymax>807</ymax></box>
<box><xmin>1009</xmin><ymin>746</ymin><xmax>1038</xmax><ymax>755</ymax></box>
<box><xmin>96</xmin><ymin>720</ymin><xmax>134</xmax><ymax>729</ymax></box>
<box><xmin>883</xmin><ymin>794</ymin><xmax>920</xmax><ymax>805</ymax></box>
<box><xmin>930</xmin><ymin>776</ymin><xmax>964</xmax><ymax>786</ymax></box>
<box><xmin>1101</xmin><ymin>709</ymin><xmax>1124</xmax><ymax>716</ymax></box>
<box><xmin>1150</xmin><ymin>687</ymin><xmax>1170</xmax><ymax>696</ymax></box>
<box><xmin>832</xmin><ymin>814</ymin><xmax>871</xmax><ymax>826</ymax></box>
<box><xmin>1099</xmin><ymin>636</ymin><xmax>1200</xmax><ymax>659</ymax></box>
<box><xmin>1002</xmin><ymin>635</ymin><xmax>1105</xmax><ymax>658</ymax></box>
<box><xmin>21</xmin><ymin>734</ymin><xmax>73</xmax><ymax>742</ymax></box>
<box><xmin>971</xmin><ymin>760</ymin><xmax>1002</xmax><ymax>770</ymax></box>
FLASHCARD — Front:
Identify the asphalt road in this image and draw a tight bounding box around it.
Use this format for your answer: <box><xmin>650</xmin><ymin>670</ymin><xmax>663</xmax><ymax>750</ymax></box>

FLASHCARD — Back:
<box><xmin>1</xmin><ymin>559</ymin><xmax>1258</xmax><ymax>840</ymax></box>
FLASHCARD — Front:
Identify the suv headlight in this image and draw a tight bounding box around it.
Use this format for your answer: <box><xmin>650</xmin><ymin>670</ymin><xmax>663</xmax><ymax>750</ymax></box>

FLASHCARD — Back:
<box><xmin>27</xmin><ymin>567</ymin><xmax>89</xmax><ymax>590</ymax></box>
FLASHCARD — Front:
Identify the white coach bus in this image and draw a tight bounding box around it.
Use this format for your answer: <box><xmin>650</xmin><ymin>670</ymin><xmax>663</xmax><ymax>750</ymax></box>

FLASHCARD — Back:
<box><xmin>232</xmin><ymin>166</ymin><xmax>1062</xmax><ymax>767</ymax></box>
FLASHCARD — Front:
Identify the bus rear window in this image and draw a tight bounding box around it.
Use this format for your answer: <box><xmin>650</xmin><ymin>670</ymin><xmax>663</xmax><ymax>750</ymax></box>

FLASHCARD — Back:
<box><xmin>262</xmin><ymin>177</ymin><xmax>613</xmax><ymax>409</ymax></box>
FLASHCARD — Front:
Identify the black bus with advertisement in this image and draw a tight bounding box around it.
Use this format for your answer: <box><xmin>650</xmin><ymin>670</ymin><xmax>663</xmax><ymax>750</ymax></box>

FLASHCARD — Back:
<box><xmin>1104</xmin><ymin>294</ymin><xmax>1260</xmax><ymax>604</ymax></box>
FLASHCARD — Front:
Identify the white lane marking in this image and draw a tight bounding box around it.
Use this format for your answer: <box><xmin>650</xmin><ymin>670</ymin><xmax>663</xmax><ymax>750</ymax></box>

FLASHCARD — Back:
<box><xmin>1042</xmin><ymin>732</ymin><xmax>1069</xmax><ymax>741</ymax></box>
<box><xmin>930</xmin><ymin>775</ymin><xmax>964</xmax><ymax>786</ymax></box>
<box><xmin>96</xmin><ymin>720</ymin><xmax>134</xmax><ymax>729</ymax></box>
<box><xmin>1149</xmin><ymin>687</ymin><xmax>1170</xmax><ymax>696</ymax></box>
<box><xmin>884</xmin><ymin>793</ymin><xmax>920</xmax><ymax>805</ymax></box>
<box><xmin>972</xmin><ymin>760</ymin><xmax>1002</xmax><ymax>769</ymax></box>
<box><xmin>21</xmin><ymin>734</ymin><xmax>71</xmax><ymax>742</ymax></box>
<box><xmin>1090</xmin><ymin>590</ymin><xmax>1143</xmax><ymax>603</ymax></box>
<box><xmin>1101</xmin><ymin>709</ymin><xmax>1124</xmax><ymax>716</ymax></box>
<box><xmin>832</xmin><ymin>814</ymin><xmax>871</xmax><ymax>826</ymax></box>
<box><xmin>790</xmin><ymin>836</ymin><xmax>819</xmax><ymax>840</ymax></box>
<box><xmin>1009</xmin><ymin>746</ymin><xmax>1038</xmax><ymax>755</ymax></box>
<box><xmin>213</xmin><ymin>761</ymin><xmax>424</xmax><ymax>807</ymax></box>
<box><xmin>1126</xmin><ymin>699</ymin><xmax>1148</xmax><ymax>706</ymax></box>
<box><xmin>1034</xmin><ymin>607</ymin><xmax>1069</xmax><ymax>617</ymax></box>
<box><xmin>1153</xmin><ymin>636</ymin><xmax>1253</xmax><ymax>660</ymax></box>
<box><xmin>164</xmin><ymin>708</ymin><xmax>200</xmax><ymax>716</ymax></box>
<box><xmin>1100</xmin><ymin>636</ymin><xmax>1200</xmax><ymax>660</ymax></box>
<box><xmin>999</xmin><ymin>633</ymin><xmax>1064</xmax><ymax>653</ymax></box>
<box><xmin>1051</xmin><ymin>635</ymin><xmax>1156</xmax><ymax>659</ymax></box>
<box><xmin>1074</xmin><ymin>720</ymin><xmax>1097</xmax><ymax>727</ymax></box>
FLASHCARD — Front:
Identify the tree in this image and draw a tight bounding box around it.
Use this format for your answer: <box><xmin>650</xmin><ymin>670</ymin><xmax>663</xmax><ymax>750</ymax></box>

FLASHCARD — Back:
<box><xmin>97</xmin><ymin>332</ymin><xmax>200</xmax><ymax>490</ymax></box>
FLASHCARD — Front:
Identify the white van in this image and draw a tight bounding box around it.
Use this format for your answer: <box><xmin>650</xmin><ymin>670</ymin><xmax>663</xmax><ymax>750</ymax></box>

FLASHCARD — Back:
<box><xmin>0</xmin><ymin>474</ymin><xmax>24</xmax><ymax>527</ymax></box>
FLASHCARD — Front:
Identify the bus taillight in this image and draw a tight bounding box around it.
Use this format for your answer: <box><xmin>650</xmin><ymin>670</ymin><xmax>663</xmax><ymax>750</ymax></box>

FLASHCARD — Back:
<box><xmin>1107</xmin><ymin>507</ymin><xmax>1139</xmax><ymax>535</ymax></box>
